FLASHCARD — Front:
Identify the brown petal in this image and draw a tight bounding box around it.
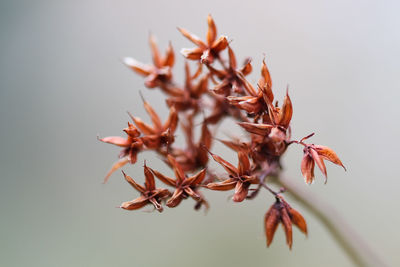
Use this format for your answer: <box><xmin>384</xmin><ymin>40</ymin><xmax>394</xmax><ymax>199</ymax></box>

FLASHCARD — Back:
<box><xmin>289</xmin><ymin>208</ymin><xmax>307</xmax><ymax>235</ymax></box>
<box><xmin>264</xmin><ymin>204</ymin><xmax>280</xmax><ymax>247</ymax></box>
<box><xmin>143</xmin><ymin>101</ymin><xmax>163</xmax><ymax>131</ymax></box>
<box><xmin>259</xmin><ymin>59</ymin><xmax>273</xmax><ymax>102</ymax></box>
<box><xmin>122</xmin><ymin>170</ymin><xmax>145</xmax><ymax>193</ymax></box>
<box><xmin>228</xmin><ymin>46</ymin><xmax>237</xmax><ymax>69</ymax></box>
<box><xmin>205</xmin><ymin>178</ymin><xmax>237</xmax><ymax>191</ymax></box>
<box><xmin>163</xmin><ymin>42</ymin><xmax>175</xmax><ymax>67</ymax></box>
<box><xmin>237</xmin><ymin>122</ymin><xmax>273</xmax><ymax>136</ymax></box>
<box><xmin>240</xmin><ymin>58</ymin><xmax>253</xmax><ymax>76</ymax></box>
<box><xmin>120</xmin><ymin>196</ymin><xmax>149</xmax><ymax>210</ymax></box>
<box><xmin>99</xmin><ymin>136</ymin><xmax>130</xmax><ymax>147</ymax></box>
<box><xmin>208</xmin><ymin>151</ymin><xmax>238</xmax><ymax>176</ymax></box>
<box><xmin>218</xmin><ymin>138</ymin><xmax>249</xmax><ymax>152</ymax></box>
<box><xmin>184</xmin><ymin>187</ymin><xmax>201</xmax><ymax>201</ymax></box>
<box><xmin>185</xmin><ymin>168</ymin><xmax>207</xmax><ymax>186</ymax></box>
<box><xmin>301</xmin><ymin>153</ymin><xmax>315</xmax><ymax>184</ymax></box>
<box><xmin>166</xmin><ymin>188</ymin><xmax>184</xmax><ymax>208</ymax></box>
<box><xmin>104</xmin><ymin>157</ymin><xmax>129</xmax><ymax>183</ymax></box>
<box><xmin>180</xmin><ymin>47</ymin><xmax>204</xmax><ymax>60</ymax></box>
<box><xmin>314</xmin><ymin>145</ymin><xmax>346</xmax><ymax>170</ymax></box>
<box><xmin>197</xmin><ymin>123</ymin><xmax>212</xmax><ymax>166</ymax></box>
<box><xmin>238</xmin><ymin>151</ymin><xmax>250</xmax><ymax>176</ymax></box>
<box><xmin>128</xmin><ymin>113</ymin><xmax>155</xmax><ymax>135</ymax></box>
<box><xmin>148</xmin><ymin>198</ymin><xmax>163</xmax><ymax>212</ymax></box>
<box><xmin>310</xmin><ymin>148</ymin><xmax>327</xmax><ymax>182</ymax></box>
<box><xmin>149</xmin><ymin>34</ymin><xmax>162</xmax><ymax>68</ymax></box>
<box><xmin>206</xmin><ymin>14</ymin><xmax>217</xmax><ymax>45</ymax></box>
<box><xmin>149</xmin><ymin>168</ymin><xmax>176</xmax><ymax>187</ymax></box>
<box><xmin>163</xmin><ymin>106</ymin><xmax>178</xmax><ymax>133</ymax></box>
<box><xmin>177</xmin><ymin>27</ymin><xmax>206</xmax><ymax>48</ymax></box>
<box><xmin>280</xmin><ymin>206</ymin><xmax>293</xmax><ymax>249</ymax></box>
<box><xmin>192</xmin><ymin>75</ymin><xmax>209</xmax><ymax>98</ymax></box>
<box><xmin>232</xmin><ymin>181</ymin><xmax>249</xmax><ymax>202</ymax></box>
<box><xmin>123</xmin><ymin>57</ymin><xmax>153</xmax><ymax>76</ymax></box>
<box><xmin>278</xmin><ymin>90</ymin><xmax>293</xmax><ymax>129</ymax></box>
<box><xmin>168</xmin><ymin>155</ymin><xmax>186</xmax><ymax>183</ymax></box>
<box><xmin>143</xmin><ymin>164</ymin><xmax>156</xmax><ymax>191</ymax></box>
<box><xmin>211</xmin><ymin>36</ymin><xmax>228</xmax><ymax>53</ymax></box>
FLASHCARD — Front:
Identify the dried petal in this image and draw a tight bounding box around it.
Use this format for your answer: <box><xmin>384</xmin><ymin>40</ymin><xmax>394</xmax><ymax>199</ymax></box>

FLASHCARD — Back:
<box><xmin>237</xmin><ymin>151</ymin><xmax>250</xmax><ymax>176</ymax></box>
<box><xmin>280</xmin><ymin>205</ymin><xmax>293</xmax><ymax>249</ymax></box>
<box><xmin>314</xmin><ymin>145</ymin><xmax>346</xmax><ymax>170</ymax></box>
<box><xmin>150</xmin><ymin>168</ymin><xmax>176</xmax><ymax>187</ymax></box>
<box><xmin>104</xmin><ymin>157</ymin><xmax>129</xmax><ymax>183</ymax></box>
<box><xmin>163</xmin><ymin>42</ymin><xmax>175</xmax><ymax>67</ymax></box>
<box><xmin>206</xmin><ymin>178</ymin><xmax>237</xmax><ymax>191</ymax></box>
<box><xmin>278</xmin><ymin>90</ymin><xmax>293</xmax><ymax>128</ymax></box>
<box><xmin>232</xmin><ymin>181</ymin><xmax>249</xmax><ymax>202</ymax></box>
<box><xmin>166</xmin><ymin>188</ymin><xmax>184</xmax><ymax>208</ymax></box>
<box><xmin>238</xmin><ymin>122</ymin><xmax>273</xmax><ymax>136</ymax></box>
<box><xmin>99</xmin><ymin>136</ymin><xmax>130</xmax><ymax>147</ymax></box>
<box><xmin>206</xmin><ymin>14</ymin><xmax>217</xmax><ymax>45</ymax></box>
<box><xmin>290</xmin><ymin>208</ymin><xmax>308</xmax><ymax>235</ymax></box>
<box><xmin>120</xmin><ymin>196</ymin><xmax>148</xmax><ymax>210</ymax></box>
<box><xmin>143</xmin><ymin>164</ymin><xmax>156</xmax><ymax>191</ymax></box>
<box><xmin>122</xmin><ymin>170</ymin><xmax>146</xmax><ymax>193</ymax></box>
<box><xmin>178</xmin><ymin>27</ymin><xmax>206</xmax><ymax>48</ymax></box>
<box><xmin>301</xmin><ymin>153</ymin><xmax>315</xmax><ymax>184</ymax></box>
<box><xmin>123</xmin><ymin>57</ymin><xmax>153</xmax><ymax>76</ymax></box>
<box><xmin>310</xmin><ymin>148</ymin><xmax>327</xmax><ymax>181</ymax></box>
<box><xmin>264</xmin><ymin>204</ymin><xmax>280</xmax><ymax>247</ymax></box>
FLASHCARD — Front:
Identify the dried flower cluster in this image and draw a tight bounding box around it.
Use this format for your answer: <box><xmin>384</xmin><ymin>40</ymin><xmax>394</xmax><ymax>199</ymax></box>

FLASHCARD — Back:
<box><xmin>99</xmin><ymin>15</ymin><xmax>345</xmax><ymax>249</ymax></box>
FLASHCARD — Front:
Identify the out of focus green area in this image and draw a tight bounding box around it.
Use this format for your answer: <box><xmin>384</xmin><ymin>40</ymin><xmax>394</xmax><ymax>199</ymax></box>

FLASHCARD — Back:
<box><xmin>1</xmin><ymin>0</ymin><xmax>399</xmax><ymax>266</ymax></box>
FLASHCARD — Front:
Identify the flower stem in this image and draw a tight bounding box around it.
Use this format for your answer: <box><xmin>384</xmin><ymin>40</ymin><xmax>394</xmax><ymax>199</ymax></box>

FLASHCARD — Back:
<box><xmin>273</xmin><ymin>175</ymin><xmax>387</xmax><ymax>267</ymax></box>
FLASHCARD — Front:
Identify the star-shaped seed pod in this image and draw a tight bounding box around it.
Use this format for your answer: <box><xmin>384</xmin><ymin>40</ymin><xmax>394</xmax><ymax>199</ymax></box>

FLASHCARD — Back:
<box><xmin>128</xmin><ymin>98</ymin><xmax>178</xmax><ymax>150</ymax></box>
<box><xmin>264</xmin><ymin>196</ymin><xmax>307</xmax><ymax>249</ymax></box>
<box><xmin>99</xmin><ymin>122</ymin><xmax>144</xmax><ymax>183</ymax></box>
<box><xmin>208</xmin><ymin>46</ymin><xmax>252</xmax><ymax>96</ymax></box>
<box><xmin>170</xmin><ymin>115</ymin><xmax>212</xmax><ymax>172</ymax></box>
<box><xmin>178</xmin><ymin>14</ymin><xmax>228</xmax><ymax>64</ymax></box>
<box><xmin>166</xmin><ymin>62</ymin><xmax>208</xmax><ymax>113</ymax></box>
<box><xmin>124</xmin><ymin>35</ymin><xmax>182</xmax><ymax>96</ymax></box>
<box><xmin>120</xmin><ymin>165</ymin><xmax>171</xmax><ymax>212</ymax></box>
<box><xmin>301</xmin><ymin>143</ymin><xmax>346</xmax><ymax>184</ymax></box>
<box><xmin>205</xmin><ymin>150</ymin><xmax>258</xmax><ymax>202</ymax></box>
<box><xmin>149</xmin><ymin>155</ymin><xmax>207</xmax><ymax>209</ymax></box>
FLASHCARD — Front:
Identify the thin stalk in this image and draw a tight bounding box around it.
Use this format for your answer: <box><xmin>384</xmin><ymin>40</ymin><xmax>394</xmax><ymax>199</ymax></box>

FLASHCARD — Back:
<box><xmin>272</xmin><ymin>175</ymin><xmax>387</xmax><ymax>267</ymax></box>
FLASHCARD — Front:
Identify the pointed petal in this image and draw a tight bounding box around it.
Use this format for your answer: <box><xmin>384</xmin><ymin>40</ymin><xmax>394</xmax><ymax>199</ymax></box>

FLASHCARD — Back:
<box><xmin>265</xmin><ymin>204</ymin><xmax>280</xmax><ymax>247</ymax></box>
<box><xmin>314</xmin><ymin>145</ymin><xmax>346</xmax><ymax>170</ymax></box>
<box><xmin>104</xmin><ymin>157</ymin><xmax>129</xmax><ymax>183</ymax></box>
<box><xmin>310</xmin><ymin>148</ymin><xmax>327</xmax><ymax>181</ymax></box>
<box><xmin>259</xmin><ymin>59</ymin><xmax>273</xmax><ymax>102</ymax></box>
<box><xmin>240</xmin><ymin>58</ymin><xmax>252</xmax><ymax>76</ymax></box>
<box><xmin>185</xmin><ymin>168</ymin><xmax>207</xmax><ymax>186</ymax></box>
<box><xmin>123</xmin><ymin>57</ymin><xmax>153</xmax><ymax>76</ymax></box>
<box><xmin>168</xmin><ymin>155</ymin><xmax>186</xmax><ymax>183</ymax></box>
<box><xmin>143</xmin><ymin>164</ymin><xmax>156</xmax><ymax>190</ymax></box>
<box><xmin>166</xmin><ymin>188</ymin><xmax>184</xmax><ymax>208</ymax></box>
<box><xmin>128</xmin><ymin>113</ymin><xmax>155</xmax><ymax>135</ymax></box>
<box><xmin>149</xmin><ymin>34</ymin><xmax>162</xmax><ymax>68</ymax></box>
<box><xmin>232</xmin><ymin>181</ymin><xmax>249</xmax><ymax>202</ymax></box>
<box><xmin>149</xmin><ymin>168</ymin><xmax>176</xmax><ymax>187</ymax></box>
<box><xmin>238</xmin><ymin>122</ymin><xmax>273</xmax><ymax>136</ymax></box>
<box><xmin>99</xmin><ymin>136</ymin><xmax>130</xmax><ymax>147</ymax></box>
<box><xmin>278</xmin><ymin>90</ymin><xmax>293</xmax><ymax>128</ymax></box>
<box><xmin>184</xmin><ymin>187</ymin><xmax>201</xmax><ymax>201</ymax></box>
<box><xmin>163</xmin><ymin>106</ymin><xmax>178</xmax><ymax>133</ymax></box>
<box><xmin>205</xmin><ymin>178</ymin><xmax>237</xmax><ymax>191</ymax></box>
<box><xmin>218</xmin><ymin>138</ymin><xmax>249</xmax><ymax>152</ymax></box>
<box><xmin>208</xmin><ymin>151</ymin><xmax>238</xmax><ymax>176</ymax></box>
<box><xmin>301</xmin><ymin>153</ymin><xmax>315</xmax><ymax>184</ymax></box>
<box><xmin>238</xmin><ymin>151</ymin><xmax>250</xmax><ymax>175</ymax></box>
<box><xmin>211</xmin><ymin>36</ymin><xmax>228</xmax><ymax>53</ymax></box>
<box><xmin>120</xmin><ymin>196</ymin><xmax>148</xmax><ymax>210</ymax></box>
<box><xmin>180</xmin><ymin>47</ymin><xmax>203</xmax><ymax>60</ymax></box>
<box><xmin>177</xmin><ymin>27</ymin><xmax>206</xmax><ymax>48</ymax></box>
<box><xmin>148</xmin><ymin>198</ymin><xmax>163</xmax><ymax>212</ymax></box>
<box><xmin>163</xmin><ymin>42</ymin><xmax>175</xmax><ymax>67</ymax></box>
<box><xmin>143</xmin><ymin>101</ymin><xmax>163</xmax><ymax>131</ymax></box>
<box><xmin>290</xmin><ymin>208</ymin><xmax>308</xmax><ymax>235</ymax></box>
<box><xmin>122</xmin><ymin>170</ymin><xmax>146</xmax><ymax>193</ymax></box>
<box><xmin>206</xmin><ymin>14</ymin><xmax>217</xmax><ymax>45</ymax></box>
<box><xmin>281</xmin><ymin>206</ymin><xmax>293</xmax><ymax>249</ymax></box>
<box><xmin>123</xmin><ymin>122</ymin><xmax>141</xmax><ymax>138</ymax></box>
<box><xmin>228</xmin><ymin>46</ymin><xmax>237</xmax><ymax>69</ymax></box>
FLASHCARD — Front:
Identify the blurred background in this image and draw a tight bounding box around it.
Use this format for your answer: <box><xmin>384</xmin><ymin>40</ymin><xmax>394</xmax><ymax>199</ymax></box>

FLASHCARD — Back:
<box><xmin>1</xmin><ymin>0</ymin><xmax>399</xmax><ymax>266</ymax></box>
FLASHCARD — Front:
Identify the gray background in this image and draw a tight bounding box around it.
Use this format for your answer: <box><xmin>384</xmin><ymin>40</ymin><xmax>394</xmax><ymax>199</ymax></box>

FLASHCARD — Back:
<box><xmin>1</xmin><ymin>0</ymin><xmax>399</xmax><ymax>266</ymax></box>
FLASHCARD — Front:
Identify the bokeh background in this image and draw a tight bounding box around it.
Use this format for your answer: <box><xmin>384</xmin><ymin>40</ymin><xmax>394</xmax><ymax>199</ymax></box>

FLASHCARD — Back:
<box><xmin>1</xmin><ymin>0</ymin><xmax>399</xmax><ymax>266</ymax></box>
